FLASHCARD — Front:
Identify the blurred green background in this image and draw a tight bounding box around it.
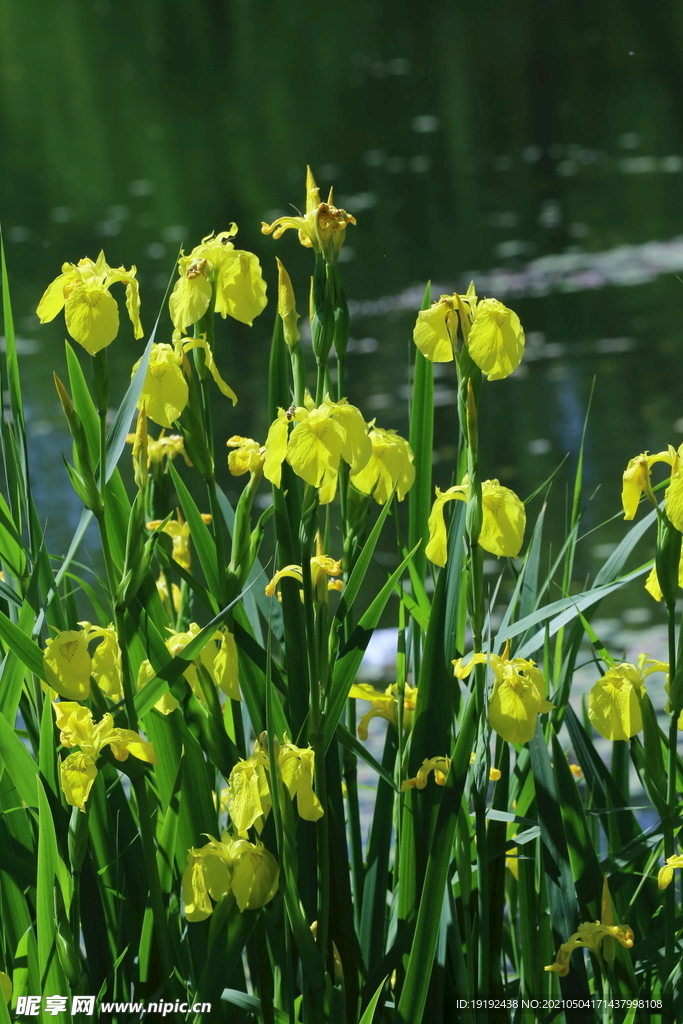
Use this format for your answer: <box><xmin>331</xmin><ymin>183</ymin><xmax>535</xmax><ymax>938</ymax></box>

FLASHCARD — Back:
<box><xmin>3</xmin><ymin>0</ymin><xmax>683</xmax><ymax>630</ymax></box>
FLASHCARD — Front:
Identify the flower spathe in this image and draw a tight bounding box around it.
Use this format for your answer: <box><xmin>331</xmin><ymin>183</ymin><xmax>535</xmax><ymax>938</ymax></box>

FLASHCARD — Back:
<box><xmin>349</xmin><ymin>425</ymin><xmax>415</xmax><ymax>504</ymax></box>
<box><xmin>182</xmin><ymin>830</ymin><xmax>279</xmax><ymax>920</ymax></box>
<box><xmin>588</xmin><ymin>653</ymin><xmax>667</xmax><ymax>742</ymax></box>
<box><xmin>261</xmin><ymin>166</ymin><xmax>356</xmax><ymax>263</ymax></box>
<box><xmin>263</xmin><ymin>393</ymin><xmax>371</xmax><ymax>503</ymax></box>
<box><xmin>348</xmin><ymin>682</ymin><xmax>418</xmax><ymax>739</ymax></box>
<box><xmin>544</xmin><ymin>920</ymin><xmax>634</xmax><ymax>976</ymax></box>
<box><xmin>53</xmin><ymin>701</ymin><xmax>156</xmax><ymax>810</ymax></box>
<box><xmin>37</xmin><ymin>251</ymin><xmax>142</xmax><ymax>355</ymax></box>
<box><xmin>133</xmin><ymin>334</ymin><xmax>236</xmax><ymax>430</ymax></box>
<box><xmin>169</xmin><ymin>228</ymin><xmax>267</xmax><ymax>332</ymax></box>
<box><xmin>454</xmin><ymin>648</ymin><xmax>554</xmax><ymax>744</ymax></box>
<box><xmin>426</xmin><ymin>478</ymin><xmax>526</xmax><ymax>567</ymax></box>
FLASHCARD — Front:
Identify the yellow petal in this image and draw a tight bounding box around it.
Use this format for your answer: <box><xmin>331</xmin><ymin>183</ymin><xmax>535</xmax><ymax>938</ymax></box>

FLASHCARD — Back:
<box><xmin>60</xmin><ymin>752</ymin><xmax>98</xmax><ymax>810</ymax></box>
<box><xmin>44</xmin><ymin>631</ymin><xmax>92</xmax><ymax>701</ymax></box>
<box><xmin>231</xmin><ymin>841</ymin><xmax>279</xmax><ymax>911</ymax></box>
<box><xmin>288</xmin><ymin>410</ymin><xmax>345</xmax><ymax>487</ymax></box>
<box><xmin>263</xmin><ymin>410</ymin><xmax>290</xmax><ymax>488</ymax></box>
<box><xmin>665</xmin><ymin>472</ymin><xmax>683</xmax><ymax>532</ymax></box>
<box><xmin>169</xmin><ymin>274</ymin><xmax>212</xmax><ymax>332</ymax></box>
<box><xmin>136</xmin><ymin>658</ymin><xmax>179</xmax><ymax>715</ymax></box>
<box><xmin>64</xmin><ymin>283</ymin><xmax>120</xmax><ymax>355</ymax></box>
<box><xmin>107</xmin><ymin>727</ymin><xmax>157</xmax><ymax>764</ymax></box>
<box><xmin>425</xmin><ymin>486</ymin><xmax>466</xmax><ymax>567</ymax></box>
<box><xmin>467</xmin><ymin>298</ymin><xmax>524</xmax><ymax>380</ymax></box>
<box><xmin>413</xmin><ymin>301</ymin><xmax>455</xmax><ymax>362</ymax></box>
<box><xmin>328</xmin><ymin>401</ymin><xmax>372</xmax><ymax>473</ymax></box>
<box><xmin>227</xmin><ymin>759</ymin><xmax>268</xmax><ymax>837</ymax></box>
<box><xmin>480</xmin><ymin>480</ymin><xmax>526</xmax><ymax>557</ymax></box>
<box><xmin>182</xmin><ymin>854</ymin><xmax>216</xmax><ymax>922</ymax></box>
<box><xmin>588</xmin><ymin>671</ymin><xmax>642</xmax><ymax>741</ymax></box>
<box><xmin>91</xmin><ymin>629</ymin><xmax>123</xmax><ymax>701</ymax></box>
<box><xmin>136</xmin><ymin>344</ymin><xmax>188</xmax><ymax>429</ymax></box>
<box><xmin>216</xmin><ymin>250</ymin><xmax>268</xmax><ymax>326</ymax></box>
<box><xmin>213</xmin><ymin>630</ymin><xmax>241</xmax><ymax>700</ymax></box>
<box><xmin>36</xmin><ymin>271</ymin><xmax>72</xmax><ymax>322</ymax></box>
<box><xmin>181</xmin><ymin>336</ymin><xmax>237</xmax><ymax>404</ymax></box>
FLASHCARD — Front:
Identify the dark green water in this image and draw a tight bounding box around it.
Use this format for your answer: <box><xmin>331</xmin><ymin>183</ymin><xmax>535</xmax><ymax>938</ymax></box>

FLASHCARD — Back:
<box><xmin>3</xmin><ymin>0</ymin><xmax>683</xmax><ymax>628</ymax></box>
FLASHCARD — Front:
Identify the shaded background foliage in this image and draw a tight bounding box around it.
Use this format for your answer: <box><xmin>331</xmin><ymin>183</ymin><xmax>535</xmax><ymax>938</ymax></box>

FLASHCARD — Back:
<box><xmin>2</xmin><ymin>0</ymin><xmax>683</xmax><ymax>604</ymax></box>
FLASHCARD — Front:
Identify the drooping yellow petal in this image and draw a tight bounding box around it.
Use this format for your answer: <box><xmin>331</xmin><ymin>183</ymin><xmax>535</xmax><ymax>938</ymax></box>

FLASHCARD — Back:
<box><xmin>263</xmin><ymin>409</ymin><xmax>290</xmax><ymax>488</ymax></box>
<box><xmin>588</xmin><ymin>667</ymin><xmax>644</xmax><ymax>741</ymax></box>
<box><xmin>216</xmin><ymin>250</ymin><xmax>268</xmax><ymax>326</ymax></box>
<box><xmin>467</xmin><ymin>298</ymin><xmax>524</xmax><ymax>380</ymax></box>
<box><xmin>413</xmin><ymin>300</ymin><xmax>456</xmax><ymax>362</ymax></box>
<box><xmin>36</xmin><ymin>271</ymin><xmax>73</xmax><ymax>322</ymax></box>
<box><xmin>287</xmin><ymin>409</ymin><xmax>345</xmax><ymax>487</ymax></box>
<box><xmin>182</xmin><ymin>852</ymin><xmax>218</xmax><ymax>922</ymax></box>
<box><xmin>169</xmin><ymin>273</ymin><xmax>212</xmax><ymax>332</ymax></box>
<box><xmin>278</xmin><ymin>745</ymin><xmax>323</xmax><ymax>821</ymax></box>
<box><xmin>43</xmin><ymin>630</ymin><xmax>92</xmax><ymax>701</ymax></box>
<box><xmin>60</xmin><ymin>752</ymin><xmax>98</xmax><ymax>810</ymax></box>
<box><xmin>328</xmin><ymin>400</ymin><xmax>372</xmax><ymax>473</ymax></box>
<box><xmin>425</xmin><ymin>486</ymin><xmax>467</xmax><ymax>567</ymax></box>
<box><xmin>181</xmin><ymin>336</ymin><xmax>237</xmax><ymax>404</ymax></box>
<box><xmin>226</xmin><ymin>758</ymin><xmax>269</xmax><ymax>837</ymax></box>
<box><xmin>136</xmin><ymin>658</ymin><xmax>179</xmax><ymax>715</ymax></box>
<box><xmin>480</xmin><ymin>480</ymin><xmax>526</xmax><ymax>557</ymax></box>
<box><xmin>213</xmin><ymin>630</ymin><xmax>241</xmax><ymax>700</ymax></box>
<box><xmin>350</xmin><ymin>426</ymin><xmax>415</xmax><ymax>504</ymax></box>
<box><xmin>135</xmin><ymin>344</ymin><xmax>188</xmax><ymax>429</ymax></box>
<box><xmin>231</xmin><ymin>841</ymin><xmax>279</xmax><ymax>912</ymax></box>
<box><xmin>658</xmin><ymin>855</ymin><xmax>683</xmax><ymax>889</ymax></box>
<box><xmin>107</xmin><ymin>728</ymin><xmax>157</xmax><ymax>764</ymax></box>
<box><xmin>665</xmin><ymin>469</ymin><xmax>683</xmax><ymax>532</ymax></box>
<box><xmin>64</xmin><ymin>283</ymin><xmax>120</xmax><ymax>355</ymax></box>
<box><xmin>487</xmin><ymin>658</ymin><xmax>553</xmax><ymax>744</ymax></box>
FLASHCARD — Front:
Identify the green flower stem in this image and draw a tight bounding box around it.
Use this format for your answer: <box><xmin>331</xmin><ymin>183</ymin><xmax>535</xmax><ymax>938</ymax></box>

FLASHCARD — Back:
<box><xmin>290</xmin><ymin>342</ymin><xmax>307</xmax><ymax>408</ymax></box>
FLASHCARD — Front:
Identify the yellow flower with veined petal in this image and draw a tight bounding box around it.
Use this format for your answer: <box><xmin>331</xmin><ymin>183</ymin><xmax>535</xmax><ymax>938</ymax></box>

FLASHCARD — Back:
<box><xmin>349</xmin><ymin>425</ymin><xmax>415</xmax><ymax>504</ymax></box>
<box><xmin>545</xmin><ymin>920</ymin><xmax>634</xmax><ymax>976</ymax></box>
<box><xmin>588</xmin><ymin>653</ymin><xmax>667</xmax><ymax>742</ymax></box>
<box><xmin>53</xmin><ymin>701</ymin><xmax>156</xmax><ymax>810</ymax></box>
<box><xmin>263</xmin><ymin>394</ymin><xmax>371</xmax><ymax>503</ymax></box>
<box><xmin>261</xmin><ymin>167</ymin><xmax>356</xmax><ymax>263</ymax></box>
<box><xmin>43</xmin><ymin>622</ymin><xmax>125</xmax><ymax>702</ymax></box>
<box><xmin>169</xmin><ymin>228</ymin><xmax>267</xmax><ymax>332</ymax></box>
<box><xmin>146</xmin><ymin>508</ymin><xmax>211</xmax><ymax>572</ymax></box>
<box><xmin>181</xmin><ymin>830</ymin><xmax>279</xmax><ymax>920</ymax></box>
<box><xmin>467</xmin><ymin>298</ymin><xmax>525</xmax><ymax>380</ymax></box>
<box><xmin>454</xmin><ymin>647</ymin><xmax>554</xmax><ymax>744</ymax></box>
<box><xmin>426</xmin><ymin>478</ymin><xmax>526</xmax><ymax>567</ymax></box>
<box><xmin>413</xmin><ymin>285</ymin><xmax>477</xmax><ymax>363</ymax></box>
<box><xmin>348</xmin><ymin>682</ymin><xmax>418</xmax><ymax>739</ymax></box>
<box><xmin>657</xmin><ymin>854</ymin><xmax>683</xmax><ymax>889</ymax></box>
<box><xmin>37</xmin><ymin>251</ymin><xmax>142</xmax><ymax>355</ymax></box>
<box><xmin>164</xmin><ymin>622</ymin><xmax>241</xmax><ymax>703</ymax></box>
<box><xmin>133</xmin><ymin>334</ymin><xmax>236</xmax><ymax>430</ymax></box>
<box><xmin>621</xmin><ymin>444</ymin><xmax>683</xmax><ymax>532</ymax></box>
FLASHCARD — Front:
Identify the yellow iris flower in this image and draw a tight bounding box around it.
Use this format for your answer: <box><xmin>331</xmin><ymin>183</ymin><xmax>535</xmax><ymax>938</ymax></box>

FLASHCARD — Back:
<box><xmin>225</xmin><ymin>737</ymin><xmax>323</xmax><ymax>837</ymax></box>
<box><xmin>645</xmin><ymin>549</ymin><xmax>683</xmax><ymax>602</ymax></box>
<box><xmin>413</xmin><ymin>284</ymin><xmax>524</xmax><ymax>380</ymax></box>
<box><xmin>227</xmin><ymin>436</ymin><xmax>265</xmax><ymax>476</ymax></box>
<box><xmin>37</xmin><ymin>251</ymin><xmax>142</xmax><ymax>355</ymax></box>
<box><xmin>265</xmin><ymin>536</ymin><xmax>342</xmax><ymax>602</ymax></box>
<box><xmin>349</xmin><ymin>425</ymin><xmax>415</xmax><ymax>504</ymax></box>
<box><xmin>348</xmin><ymin>682</ymin><xmax>418</xmax><ymax>739</ymax></box>
<box><xmin>426</xmin><ymin>478</ymin><xmax>526</xmax><ymax>567</ymax></box>
<box><xmin>169</xmin><ymin>228</ymin><xmax>267</xmax><ymax>332</ymax></box>
<box><xmin>165</xmin><ymin>622</ymin><xmax>241</xmax><ymax>702</ymax></box>
<box><xmin>261</xmin><ymin>166</ymin><xmax>356</xmax><ymax>263</ymax></box>
<box><xmin>621</xmin><ymin>445</ymin><xmax>683</xmax><ymax>531</ymax></box>
<box><xmin>53</xmin><ymin>701</ymin><xmax>156</xmax><ymax>810</ymax></box>
<box><xmin>588</xmin><ymin>653</ymin><xmax>667</xmax><ymax>742</ymax></box>
<box><xmin>657</xmin><ymin>854</ymin><xmax>683</xmax><ymax>889</ymax></box>
<box><xmin>136</xmin><ymin>658</ymin><xmax>180</xmax><ymax>716</ymax></box>
<box><xmin>401</xmin><ymin>755</ymin><xmax>450</xmax><ymax>792</ymax></box>
<box><xmin>182</xmin><ymin>831</ymin><xmax>279</xmax><ymax>920</ymax></box>
<box><xmin>43</xmin><ymin>622</ymin><xmax>124</xmax><ymax>702</ymax></box>
<box><xmin>146</xmin><ymin>508</ymin><xmax>212</xmax><ymax>572</ymax></box>
<box><xmin>133</xmin><ymin>334</ymin><xmax>236</xmax><ymax>430</ymax></box>
<box><xmin>125</xmin><ymin>428</ymin><xmax>190</xmax><ymax>467</ymax></box>
<box><xmin>263</xmin><ymin>393</ymin><xmax>371</xmax><ymax>503</ymax></box>
<box><xmin>454</xmin><ymin>648</ymin><xmax>554</xmax><ymax>744</ymax></box>
<box><xmin>545</xmin><ymin>920</ymin><xmax>634</xmax><ymax>976</ymax></box>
